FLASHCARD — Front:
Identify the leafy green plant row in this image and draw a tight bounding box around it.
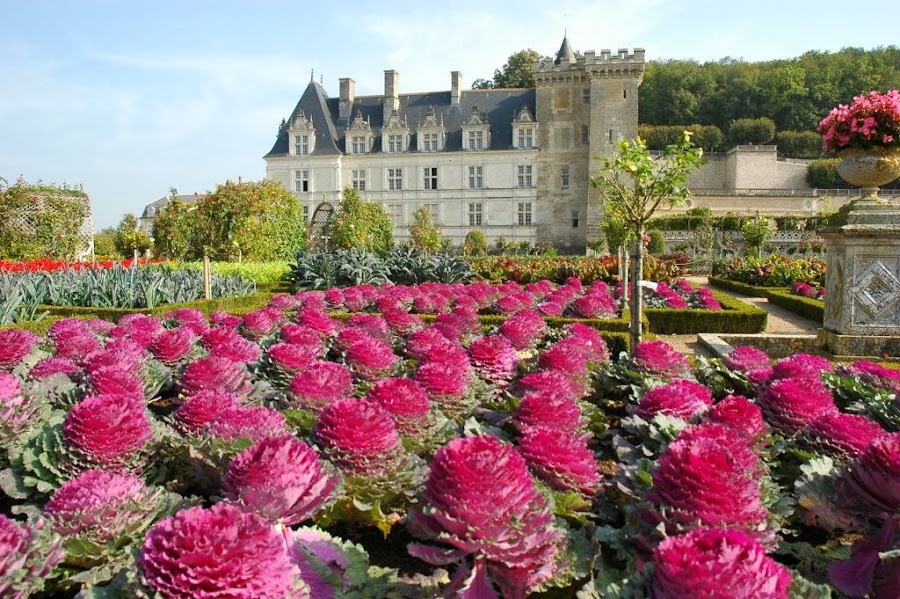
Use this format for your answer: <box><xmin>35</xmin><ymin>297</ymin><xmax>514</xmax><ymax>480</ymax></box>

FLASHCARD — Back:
<box><xmin>290</xmin><ymin>248</ymin><xmax>474</xmax><ymax>289</ymax></box>
<box><xmin>2</xmin><ymin>264</ymin><xmax>256</xmax><ymax>310</ymax></box>
<box><xmin>0</xmin><ymin>275</ymin><xmax>49</xmax><ymax>325</ymax></box>
<box><xmin>644</xmin><ymin>291</ymin><xmax>768</xmax><ymax>334</ymax></box>
<box><xmin>156</xmin><ymin>260</ymin><xmax>293</xmax><ymax>286</ymax></box>
<box><xmin>712</xmin><ymin>255</ymin><xmax>826</xmax><ymax>288</ymax></box>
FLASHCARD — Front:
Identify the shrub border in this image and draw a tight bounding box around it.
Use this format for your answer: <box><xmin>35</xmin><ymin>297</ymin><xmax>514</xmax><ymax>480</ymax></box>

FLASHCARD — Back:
<box><xmin>766</xmin><ymin>289</ymin><xmax>825</xmax><ymax>323</ymax></box>
<box><xmin>33</xmin><ymin>293</ymin><xmax>277</xmax><ymax>322</ymax></box>
<box><xmin>707</xmin><ymin>276</ymin><xmax>783</xmax><ymax>298</ymax></box>
<box><xmin>643</xmin><ymin>291</ymin><xmax>767</xmax><ymax>334</ymax></box>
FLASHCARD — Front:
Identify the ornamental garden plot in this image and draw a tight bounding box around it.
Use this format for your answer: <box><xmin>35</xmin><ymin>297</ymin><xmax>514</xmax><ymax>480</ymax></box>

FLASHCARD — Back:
<box><xmin>0</xmin><ymin>284</ymin><xmax>897</xmax><ymax>597</ymax></box>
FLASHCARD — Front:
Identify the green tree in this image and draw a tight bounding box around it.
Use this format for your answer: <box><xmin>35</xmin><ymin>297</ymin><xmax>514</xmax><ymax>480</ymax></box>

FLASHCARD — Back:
<box><xmin>462</xmin><ymin>230</ymin><xmax>488</xmax><ymax>256</ymax></box>
<box><xmin>152</xmin><ymin>190</ymin><xmax>197</xmax><ymax>260</ymax></box>
<box><xmin>0</xmin><ymin>177</ymin><xmax>90</xmax><ymax>260</ymax></box>
<box><xmin>741</xmin><ymin>215</ymin><xmax>776</xmax><ymax>258</ymax></box>
<box><xmin>114</xmin><ymin>213</ymin><xmax>152</xmax><ymax>257</ymax></box>
<box><xmin>92</xmin><ymin>227</ymin><xmax>120</xmax><ymax>258</ymax></box>
<box><xmin>329</xmin><ymin>187</ymin><xmax>394</xmax><ymax>252</ymax></box>
<box><xmin>472</xmin><ymin>49</ymin><xmax>542</xmax><ymax>89</ymax></box>
<box><xmin>193</xmin><ymin>179</ymin><xmax>306</xmax><ymax>261</ymax></box>
<box><xmin>590</xmin><ymin>132</ymin><xmax>704</xmax><ymax>350</ymax></box>
<box><xmin>408</xmin><ymin>205</ymin><xmax>444</xmax><ymax>254</ymax></box>
<box><xmin>728</xmin><ymin>117</ymin><xmax>776</xmax><ymax>146</ymax></box>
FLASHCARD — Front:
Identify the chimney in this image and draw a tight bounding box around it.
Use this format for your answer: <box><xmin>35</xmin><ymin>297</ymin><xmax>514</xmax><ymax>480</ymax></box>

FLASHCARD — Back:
<box><xmin>451</xmin><ymin>71</ymin><xmax>462</xmax><ymax>105</ymax></box>
<box><xmin>339</xmin><ymin>78</ymin><xmax>355</xmax><ymax>120</ymax></box>
<box><xmin>383</xmin><ymin>70</ymin><xmax>399</xmax><ymax>123</ymax></box>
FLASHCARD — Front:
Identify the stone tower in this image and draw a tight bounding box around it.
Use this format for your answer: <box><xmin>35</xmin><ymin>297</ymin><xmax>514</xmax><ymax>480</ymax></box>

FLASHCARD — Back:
<box><xmin>533</xmin><ymin>37</ymin><xmax>645</xmax><ymax>251</ymax></box>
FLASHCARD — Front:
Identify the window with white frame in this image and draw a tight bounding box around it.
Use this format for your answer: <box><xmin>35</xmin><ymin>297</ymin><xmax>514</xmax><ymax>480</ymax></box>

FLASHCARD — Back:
<box><xmin>294</xmin><ymin>169</ymin><xmax>310</xmax><ymax>192</ymax></box>
<box><xmin>423</xmin><ymin>167</ymin><xmax>438</xmax><ymax>190</ymax></box>
<box><xmin>516</xmin><ymin>128</ymin><xmax>534</xmax><ymax>149</ymax></box>
<box><xmin>468</xmin><ymin>202</ymin><xmax>483</xmax><ymax>226</ymax></box>
<box><xmin>385</xmin><ymin>203</ymin><xmax>404</xmax><ymax>227</ymax></box>
<box><xmin>421</xmin><ymin>203</ymin><xmax>440</xmax><ymax>222</ymax></box>
<box><xmin>560</xmin><ymin>166</ymin><xmax>570</xmax><ymax>189</ymax></box>
<box><xmin>387</xmin><ymin>134</ymin><xmax>404</xmax><ymax>153</ymax></box>
<box><xmin>350</xmin><ymin>136</ymin><xmax>368</xmax><ymax>154</ymax></box>
<box><xmin>517</xmin><ymin>202</ymin><xmax>533</xmax><ymax>226</ymax></box>
<box><xmin>467</xmin><ymin>130</ymin><xmax>484</xmax><ymax>150</ymax></box>
<box><xmin>467</xmin><ymin>166</ymin><xmax>483</xmax><ymax>189</ymax></box>
<box><xmin>422</xmin><ymin>132</ymin><xmax>440</xmax><ymax>152</ymax></box>
<box><xmin>516</xmin><ymin>164</ymin><xmax>533</xmax><ymax>188</ymax></box>
<box><xmin>351</xmin><ymin>169</ymin><xmax>366</xmax><ymax>191</ymax></box>
<box><xmin>388</xmin><ymin>168</ymin><xmax>403</xmax><ymax>191</ymax></box>
<box><xmin>294</xmin><ymin>134</ymin><xmax>310</xmax><ymax>155</ymax></box>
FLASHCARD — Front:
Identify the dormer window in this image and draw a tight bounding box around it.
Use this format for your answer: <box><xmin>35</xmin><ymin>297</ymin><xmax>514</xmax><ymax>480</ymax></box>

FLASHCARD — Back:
<box><xmin>288</xmin><ymin>111</ymin><xmax>315</xmax><ymax>156</ymax></box>
<box><xmin>462</xmin><ymin>106</ymin><xmax>491</xmax><ymax>151</ymax></box>
<box><xmin>417</xmin><ymin>107</ymin><xmax>445</xmax><ymax>152</ymax></box>
<box><xmin>382</xmin><ymin>110</ymin><xmax>410</xmax><ymax>154</ymax></box>
<box><xmin>387</xmin><ymin>134</ymin><xmax>405</xmax><ymax>153</ymax></box>
<box><xmin>346</xmin><ymin>112</ymin><xmax>373</xmax><ymax>155</ymax></box>
<box><xmin>512</xmin><ymin>106</ymin><xmax>538</xmax><ymax>150</ymax></box>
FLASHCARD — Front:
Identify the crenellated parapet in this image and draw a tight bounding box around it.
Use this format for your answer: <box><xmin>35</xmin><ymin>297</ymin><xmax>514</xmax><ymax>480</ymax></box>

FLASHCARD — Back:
<box><xmin>533</xmin><ymin>48</ymin><xmax>645</xmax><ymax>82</ymax></box>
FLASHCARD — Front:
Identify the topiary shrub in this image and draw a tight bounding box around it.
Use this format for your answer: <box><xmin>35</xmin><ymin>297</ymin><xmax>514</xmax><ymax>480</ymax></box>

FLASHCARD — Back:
<box><xmin>728</xmin><ymin>117</ymin><xmax>775</xmax><ymax>146</ymax></box>
<box><xmin>462</xmin><ymin>230</ymin><xmax>488</xmax><ymax>257</ymax></box>
<box><xmin>647</xmin><ymin>230</ymin><xmax>666</xmax><ymax>254</ymax></box>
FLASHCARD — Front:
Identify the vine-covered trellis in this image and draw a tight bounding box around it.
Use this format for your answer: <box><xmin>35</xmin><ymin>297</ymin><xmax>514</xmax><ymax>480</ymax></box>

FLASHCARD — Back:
<box><xmin>0</xmin><ymin>177</ymin><xmax>93</xmax><ymax>260</ymax></box>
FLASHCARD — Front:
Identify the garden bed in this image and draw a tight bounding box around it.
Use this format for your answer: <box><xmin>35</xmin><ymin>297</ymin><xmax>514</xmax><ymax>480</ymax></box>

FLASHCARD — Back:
<box><xmin>707</xmin><ymin>276</ymin><xmax>785</xmax><ymax>298</ymax></box>
<box><xmin>644</xmin><ymin>290</ymin><xmax>767</xmax><ymax>334</ymax></box>
<box><xmin>766</xmin><ymin>289</ymin><xmax>825</xmax><ymax>323</ymax></box>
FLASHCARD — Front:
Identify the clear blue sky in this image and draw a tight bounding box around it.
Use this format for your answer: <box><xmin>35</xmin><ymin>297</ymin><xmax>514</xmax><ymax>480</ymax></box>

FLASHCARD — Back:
<box><xmin>2</xmin><ymin>0</ymin><xmax>898</xmax><ymax>230</ymax></box>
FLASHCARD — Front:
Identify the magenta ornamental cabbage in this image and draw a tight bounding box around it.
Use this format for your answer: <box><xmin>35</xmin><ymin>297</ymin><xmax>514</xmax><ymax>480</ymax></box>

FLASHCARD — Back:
<box><xmin>52</xmin><ymin>330</ymin><xmax>102</xmax><ymax>363</ymax></box>
<box><xmin>149</xmin><ymin>328</ymin><xmax>197</xmax><ymax>365</ymax></box>
<box><xmin>499</xmin><ymin>309</ymin><xmax>548</xmax><ymax>350</ymax></box>
<box><xmin>201</xmin><ymin>327</ymin><xmax>262</xmax><ymax>363</ymax></box>
<box><xmin>757</xmin><ymin>376</ymin><xmax>836</xmax><ymax>434</ymax></box>
<box><xmin>0</xmin><ymin>329</ymin><xmax>40</xmax><ymax>370</ymax></box>
<box><xmin>205</xmin><ymin>405</ymin><xmax>290</xmax><ymax>442</ymax></box>
<box><xmin>288</xmin><ymin>361</ymin><xmax>354</xmax><ymax>410</ymax></box>
<box><xmin>313</xmin><ymin>398</ymin><xmax>406</xmax><ymax>477</ymax></box>
<box><xmin>383</xmin><ymin>309</ymin><xmax>424</xmax><ymax>336</ymax></box>
<box><xmin>414</xmin><ymin>362</ymin><xmax>473</xmax><ymax>420</ymax></box>
<box><xmin>652</xmin><ymin>528</ymin><xmax>791</xmax><ymax>599</ymax></box>
<box><xmin>0</xmin><ymin>514</ymin><xmax>64</xmax><ymax>599</ymax></box>
<box><xmin>241</xmin><ymin>307</ymin><xmax>282</xmax><ymax>340</ymax></box>
<box><xmin>635</xmin><ymin>379</ymin><xmax>714</xmax><ymax>421</ymax></box>
<box><xmin>518</xmin><ymin>369</ymin><xmax>586</xmax><ymax>400</ymax></box>
<box><xmin>406</xmin><ymin>327</ymin><xmax>455</xmax><ymax>361</ymax></box>
<box><xmin>109</xmin><ymin>314</ymin><xmax>163</xmax><ymax>349</ymax></box>
<box><xmin>631</xmin><ymin>340</ymin><xmax>691</xmax><ymax>379</ymax></box>
<box><xmin>87</xmin><ymin>364</ymin><xmax>145</xmax><ymax>399</ymax></box>
<box><xmin>345</xmin><ymin>336</ymin><xmax>398</xmax><ymax>380</ymax></box>
<box><xmin>770</xmin><ymin>353</ymin><xmax>833</xmax><ymax>381</ymax></box>
<box><xmin>515</xmin><ymin>391</ymin><xmax>585</xmax><ymax>434</ymax></box>
<box><xmin>335</xmin><ymin>327</ymin><xmax>371</xmax><ymax>352</ymax></box>
<box><xmin>806</xmin><ymin>412</ymin><xmax>887</xmax><ymax>458</ymax></box>
<box><xmin>517</xmin><ymin>426</ymin><xmax>601</xmax><ymax>498</ymax></box>
<box><xmin>266</xmin><ymin>343</ymin><xmax>318</xmax><ymax>375</ymax></box>
<box><xmin>650</xmin><ymin>425</ymin><xmax>771</xmax><ymax>544</ymax></box>
<box><xmin>469</xmin><ymin>334</ymin><xmax>519</xmax><ymax>385</ymax></box>
<box><xmin>179</xmin><ymin>355</ymin><xmax>254</xmax><ymax>398</ymax></box>
<box><xmin>538</xmin><ymin>340</ymin><xmax>589</xmax><ymax>377</ymax></box>
<box><xmin>171</xmin><ymin>389</ymin><xmax>240</xmax><ymax>435</ymax></box>
<box><xmin>138</xmin><ymin>503</ymin><xmax>302</xmax><ymax>599</ymax></box>
<box><xmin>223</xmin><ymin>435</ymin><xmax>339</xmax><ymax>526</ymax></box>
<box><xmin>209</xmin><ymin>310</ymin><xmax>242</xmax><ymax>328</ymax></box>
<box><xmin>298</xmin><ymin>308</ymin><xmax>342</xmax><ymax>338</ymax></box>
<box><xmin>408</xmin><ymin>435</ymin><xmax>562</xmax><ymax>597</ymax></box>
<box><xmin>723</xmin><ymin>346</ymin><xmax>771</xmax><ymax>373</ymax></box>
<box><xmin>837</xmin><ymin>432</ymin><xmax>900</xmax><ymax>517</ymax></box>
<box><xmin>44</xmin><ymin>469</ymin><xmax>153</xmax><ymax>542</ymax></box>
<box><xmin>675</xmin><ymin>423</ymin><xmax>763</xmax><ymax>477</ymax></box>
<box><xmin>0</xmin><ymin>372</ymin><xmax>34</xmax><ymax>434</ymax></box>
<box><xmin>366</xmin><ymin>378</ymin><xmax>431</xmax><ymax>432</ymax></box>
<box><xmin>280</xmin><ymin>323</ymin><xmax>326</xmax><ymax>355</ymax></box>
<box><xmin>62</xmin><ymin>394</ymin><xmax>152</xmax><ymax>469</ymax></box>
<box><xmin>563</xmin><ymin>323</ymin><xmax>611</xmax><ymax>365</ymax></box>
<box><xmin>29</xmin><ymin>357</ymin><xmax>81</xmax><ymax>380</ymax></box>
<box><xmin>163</xmin><ymin>307</ymin><xmax>207</xmax><ymax>326</ymax></box>
<box><xmin>705</xmin><ymin>395</ymin><xmax>767</xmax><ymax>443</ymax></box>
<box><xmin>347</xmin><ymin>313</ymin><xmax>390</xmax><ymax>340</ymax></box>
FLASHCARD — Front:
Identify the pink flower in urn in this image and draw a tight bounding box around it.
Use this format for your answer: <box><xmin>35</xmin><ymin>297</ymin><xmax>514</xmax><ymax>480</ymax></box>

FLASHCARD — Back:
<box><xmin>172</xmin><ymin>389</ymin><xmax>240</xmax><ymax>435</ymax></box>
<box><xmin>346</xmin><ymin>336</ymin><xmax>398</xmax><ymax>380</ymax></box>
<box><xmin>518</xmin><ymin>426</ymin><xmax>601</xmax><ymax>497</ymax></box>
<box><xmin>138</xmin><ymin>503</ymin><xmax>300</xmax><ymax>599</ymax></box>
<box><xmin>650</xmin><ymin>425</ymin><xmax>771</xmax><ymax>544</ymax></box>
<box><xmin>632</xmin><ymin>340</ymin><xmax>691</xmax><ymax>379</ymax></box>
<box><xmin>180</xmin><ymin>356</ymin><xmax>253</xmax><ymax>398</ymax></box>
<box><xmin>469</xmin><ymin>334</ymin><xmax>519</xmax><ymax>385</ymax></box>
<box><xmin>44</xmin><ymin>470</ymin><xmax>151</xmax><ymax>541</ymax></box>
<box><xmin>407</xmin><ymin>435</ymin><xmax>563</xmax><ymax>596</ymax></box>
<box><xmin>499</xmin><ymin>309</ymin><xmax>548</xmax><ymax>350</ymax></box>
<box><xmin>288</xmin><ymin>361</ymin><xmax>354</xmax><ymax>410</ymax></box>
<box><xmin>149</xmin><ymin>328</ymin><xmax>197</xmax><ymax>365</ymax></box>
<box><xmin>806</xmin><ymin>412</ymin><xmax>887</xmax><ymax>458</ymax></box>
<box><xmin>757</xmin><ymin>377</ymin><xmax>836</xmax><ymax>434</ymax></box>
<box><xmin>222</xmin><ymin>435</ymin><xmax>339</xmax><ymax>526</ymax></box>
<box><xmin>635</xmin><ymin>379</ymin><xmax>714</xmax><ymax>421</ymax></box>
<box><xmin>652</xmin><ymin>528</ymin><xmax>791</xmax><ymax>599</ymax></box>
<box><xmin>837</xmin><ymin>432</ymin><xmax>900</xmax><ymax>517</ymax></box>
<box><xmin>206</xmin><ymin>405</ymin><xmax>290</xmax><ymax>442</ymax></box>
<box><xmin>0</xmin><ymin>329</ymin><xmax>40</xmax><ymax>370</ymax></box>
<box><xmin>62</xmin><ymin>394</ymin><xmax>152</xmax><ymax>468</ymax></box>
<box><xmin>515</xmin><ymin>391</ymin><xmax>585</xmax><ymax>434</ymax></box>
<box><xmin>313</xmin><ymin>398</ymin><xmax>404</xmax><ymax>477</ymax></box>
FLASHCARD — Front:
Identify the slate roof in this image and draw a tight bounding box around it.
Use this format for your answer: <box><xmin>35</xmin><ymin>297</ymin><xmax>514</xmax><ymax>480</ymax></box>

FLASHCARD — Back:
<box><xmin>265</xmin><ymin>80</ymin><xmax>536</xmax><ymax>158</ymax></box>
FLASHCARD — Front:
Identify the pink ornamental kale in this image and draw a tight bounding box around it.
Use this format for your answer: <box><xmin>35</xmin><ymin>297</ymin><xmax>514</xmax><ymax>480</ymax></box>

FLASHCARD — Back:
<box><xmin>298</xmin><ymin>308</ymin><xmax>342</xmax><ymax>338</ymax></box>
<box><xmin>62</xmin><ymin>394</ymin><xmax>152</xmax><ymax>469</ymax></box>
<box><xmin>29</xmin><ymin>357</ymin><xmax>81</xmax><ymax>380</ymax></box>
<box><xmin>366</xmin><ymin>378</ymin><xmax>432</xmax><ymax>435</ymax></box>
<box><xmin>0</xmin><ymin>514</ymin><xmax>64</xmax><ymax>599</ymax></box>
<box><xmin>538</xmin><ymin>340</ymin><xmax>589</xmax><ymax>377</ymax></box>
<box><xmin>635</xmin><ymin>379</ymin><xmax>714</xmax><ymax>421</ymax></box>
<box><xmin>280</xmin><ymin>323</ymin><xmax>326</xmax><ymax>355</ymax></box>
<box><xmin>347</xmin><ymin>313</ymin><xmax>390</xmax><ymax>340</ymax></box>
<box><xmin>223</xmin><ymin>435</ymin><xmax>339</xmax><ymax>526</ymax></box>
<box><xmin>171</xmin><ymin>389</ymin><xmax>240</xmax><ymax>435</ymax></box>
<box><xmin>288</xmin><ymin>361</ymin><xmax>354</xmax><ymax>411</ymax></box>
<box><xmin>179</xmin><ymin>355</ymin><xmax>253</xmax><ymax>398</ymax></box>
<box><xmin>202</xmin><ymin>327</ymin><xmax>262</xmax><ymax>363</ymax></box>
<box><xmin>0</xmin><ymin>372</ymin><xmax>35</xmax><ymax>436</ymax></box>
<box><xmin>770</xmin><ymin>353</ymin><xmax>833</xmax><ymax>381</ymax></box>
<box><xmin>406</xmin><ymin>327</ymin><xmax>454</xmax><ymax>361</ymax></box>
<box><xmin>837</xmin><ymin>432</ymin><xmax>900</xmax><ymax>517</ymax></box>
<box><xmin>345</xmin><ymin>336</ymin><xmax>398</xmax><ymax>380</ymax></box>
<box><xmin>313</xmin><ymin>398</ymin><xmax>406</xmax><ymax>478</ymax></box>
<box><xmin>408</xmin><ymin>435</ymin><xmax>562</xmax><ymax>597</ymax></box>
<box><xmin>149</xmin><ymin>327</ymin><xmax>197</xmax><ymax>365</ymax></box>
<box><xmin>206</xmin><ymin>405</ymin><xmax>290</xmax><ymax>442</ymax></box>
<box><xmin>241</xmin><ymin>307</ymin><xmax>283</xmax><ymax>340</ymax></box>
<box><xmin>806</xmin><ymin>412</ymin><xmax>887</xmax><ymax>458</ymax></box>
<box><xmin>334</xmin><ymin>327</ymin><xmax>372</xmax><ymax>352</ymax></box>
<box><xmin>109</xmin><ymin>314</ymin><xmax>163</xmax><ymax>349</ymax></box>
<box><xmin>44</xmin><ymin>470</ymin><xmax>155</xmax><ymax>542</ymax></box>
<box><xmin>51</xmin><ymin>329</ymin><xmax>102</xmax><ymax>363</ymax></box>
<box><xmin>414</xmin><ymin>362</ymin><xmax>474</xmax><ymax>420</ymax></box>
<box><xmin>267</xmin><ymin>342</ymin><xmax>317</xmax><ymax>374</ymax></box>
<box><xmin>651</xmin><ymin>425</ymin><xmax>771</xmax><ymax>544</ymax></box>
<box><xmin>676</xmin><ymin>423</ymin><xmax>763</xmax><ymax>477</ymax></box>
<box><xmin>0</xmin><ymin>329</ymin><xmax>40</xmax><ymax>370</ymax></box>
<box><xmin>706</xmin><ymin>395</ymin><xmax>768</xmax><ymax>443</ymax></box>
<box><xmin>517</xmin><ymin>426</ymin><xmax>601</xmax><ymax>498</ymax></box>
<box><xmin>724</xmin><ymin>346</ymin><xmax>771</xmax><ymax>373</ymax></box>
<box><xmin>757</xmin><ymin>376</ymin><xmax>837</xmax><ymax>434</ymax></box>
<box><xmin>564</xmin><ymin>323</ymin><xmax>611</xmax><ymax>365</ymax></box>
<box><xmin>696</xmin><ymin>287</ymin><xmax>722</xmax><ymax>310</ymax></box>
<box><xmin>138</xmin><ymin>503</ymin><xmax>302</xmax><ymax>599</ymax></box>
<box><xmin>469</xmin><ymin>334</ymin><xmax>519</xmax><ymax>385</ymax></box>
<box><xmin>518</xmin><ymin>369</ymin><xmax>587</xmax><ymax>400</ymax></box>
<box><xmin>383</xmin><ymin>309</ymin><xmax>424</xmax><ymax>336</ymax></box>
<box><xmin>571</xmin><ymin>292</ymin><xmax>616</xmax><ymax>318</ymax></box>
<box><xmin>499</xmin><ymin>309</ymin><xmax>548</xmax><ymax>350</ymax></box>
<box><xmin>209</xmin><ymin>310</ymin><xmax>242</xmax><ymax>328</ymax></box>
<box><xmin>87</xmin><ymin>364</ymin><xmax>145</xmax><ymax>400</ymax></box>
<box><xmin>632</xmin><ymin>340</ymin><xmax>691</xmax><ymax>379</ymax></box>
<box><xmin>652</xmin><ymin>528</ymin><xmax>791</xmax><ymax>599</ymax></box>
<box><xmin>515</xmin><ymin>391</ymin><xmax>585</xmax><ymax>434</ymax></box>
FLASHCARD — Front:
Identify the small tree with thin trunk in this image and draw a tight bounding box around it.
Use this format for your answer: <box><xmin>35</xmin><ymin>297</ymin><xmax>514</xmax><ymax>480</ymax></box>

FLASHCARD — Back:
<box><xmin>590</xmin><ymin>132</ymin><xmax>704</xmax><ymax>351</ymax></box>
<box><xmin>408</xmin><ymin>205</ymin><xmax>444</xmax><ymax>254</ymax></box>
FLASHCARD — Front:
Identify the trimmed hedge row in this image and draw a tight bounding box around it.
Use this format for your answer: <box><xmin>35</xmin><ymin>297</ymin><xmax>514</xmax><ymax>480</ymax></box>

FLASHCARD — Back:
<box><xmin>35</xmin><ymin>293</ymin><xmax>277</xmax><ymax>322</ymax></box>
<box><xmin>766</xmin><ymin>289</ymin><xmax>825</xmax><ymax>323</ymax></box>
<box><xmin>707</xmin><ymin>276</ymin><xmax>783</xmax><ymax>298</ymax></box>
<box><xmin>643</xmin><ymin>291</ymin><xmax>768</xmax><ymax>334</ymax></box>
